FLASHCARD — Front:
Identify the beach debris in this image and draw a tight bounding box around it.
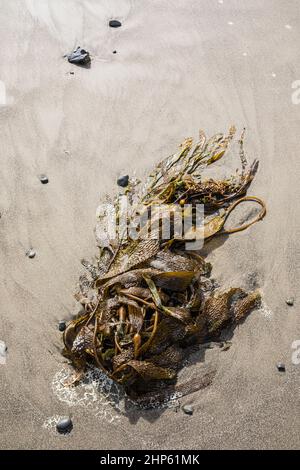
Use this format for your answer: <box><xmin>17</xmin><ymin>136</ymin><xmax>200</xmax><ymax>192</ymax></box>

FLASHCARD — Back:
<box><xmin>67</xmin><ymin>47</ymin><xmax>91</xmax><ymax>66</ymax></box>
<box><xmin>109</xmin><ymin>20</ymin><xmax>122</xmax><ymax>28</ymax></box>
<box><xmin>62</xmin><ymin>127</ymin><xmax>266</xmax><ymax>400</ymax></box>
<box><xmin>221</xmin><ymin>341</ymin><xmax>232</xmax><ymax>351</ymax></box>
<box><xmin>0</xmin><ymin>340</ymin><xmax>7</xmax><ymax>365</ymax></box>
<box><xmin>26</xmin><ymin>249</ymin><xmax>36</xmax><ymax>259</ymax></box>
<box><xmin>182</xmin><ymin>404</ymin><xmax>194</xmax><ymax>415</ymax></box>
<box><xmin>39</xmin><ymin>174</ymin><xmax>49</xmax><ymax>185</ymax></box>
<box><xmin>277</xmin><ymin>363</ymin><xmax>286</xmax><ymax>372</ymax></box>
<box><xmin>56</xmin><ymin>417</ymin><xmax>73</xmax><ymax>434</ymax></box>
<box><xmin>58</xmin><ymin>321</ymin><xmax>66</xmax><ymax>332</ymax></box>
<box><xmin>286</xmin><ymin>298</ymin><xmax>294</xmax><ymax>306</ymax></box>
<box><xmin>117</xmin><ymin>175</ymin><xmax>129</xmax><ymax>187</ymax></box>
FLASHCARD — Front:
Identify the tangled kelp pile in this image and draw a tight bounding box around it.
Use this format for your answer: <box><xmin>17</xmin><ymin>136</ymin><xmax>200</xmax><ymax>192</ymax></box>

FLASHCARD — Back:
<box><xmin>62</xmin><ymin>127</ymin><xmax>266</xmax><ymax>399</ymax></box>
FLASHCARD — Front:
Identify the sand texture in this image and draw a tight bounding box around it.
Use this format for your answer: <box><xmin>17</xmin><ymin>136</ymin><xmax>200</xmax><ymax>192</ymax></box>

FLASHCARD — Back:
<box><xmin>0</xmin><ymin>0</ymin><xmax>300</xmax><ymax>449</ymax></box>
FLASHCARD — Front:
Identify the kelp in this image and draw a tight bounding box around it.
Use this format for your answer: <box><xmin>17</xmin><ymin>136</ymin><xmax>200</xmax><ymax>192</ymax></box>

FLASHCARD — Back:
<box><xmin>62</xmin><ymin>127</ymin><xmax>266</xmax><ymax>398</ymax></box>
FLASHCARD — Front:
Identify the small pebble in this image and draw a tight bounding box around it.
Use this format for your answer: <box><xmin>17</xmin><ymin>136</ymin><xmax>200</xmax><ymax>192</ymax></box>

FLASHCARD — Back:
<box><xmin>109</xmin><ymin>20</ymin><xmax>122</xmax><ymax>28</ymax></box>
<box><xmin>39</xmin><ymin>174</ymin><xmax>49</xmax><ymax>185</ymax></box>
<box><xmin>182</xmin><ymin>404</ymin><xmax>194</xmax><ymax>415</ymax></box>
<box><xmin>58</xmin><ymin>321</ymin><xmax>66</xmax><ymax>332</ymax></box>
<box><xmin>56</xmin><ymin>417</ymin><xmax>73</xmax><ymax>434</ymax></box>
<box><xmin>277</xmin><ymin>363</ymin><xmax>286</xmax><ymax>372</ymax></box>
<box><xmin>113</xmin><ymin>50</ymin><xmax>117</xmax><ymax>54</ymax></box>
<box><xmin>117</xmin><ymin>175</ymin><xmax>129</xmax><ymax>187</ymax></box>
<box><xmin>67</xmin><ymin>47</ymin><xmax>90</xmax><ymax>65</ymax></box>
<box><xmin>26</xmin><ymin>249</ymin><xmax>36</xmax><ymax>259</ymax></box>
<box><xmin>70</xmin><ymin>71</ymin><xmax>75</xmax><ymax>75</ymax></box>
<box><xmin>286</xmin><ymin>298</ymin><xmax>294</xmax><ymax>306</ymax></box>
<box><xmin>222</xmin><ymin>341</ymin><xmax>232</xmax><ymax>351</ymax></box>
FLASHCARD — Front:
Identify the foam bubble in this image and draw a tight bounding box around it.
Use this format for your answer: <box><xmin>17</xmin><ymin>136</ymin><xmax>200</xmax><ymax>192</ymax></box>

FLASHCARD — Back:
<box><xmin>48</xmin><ymin>365</ymin><xmax>181</xmax><ymax>431</ymax></box>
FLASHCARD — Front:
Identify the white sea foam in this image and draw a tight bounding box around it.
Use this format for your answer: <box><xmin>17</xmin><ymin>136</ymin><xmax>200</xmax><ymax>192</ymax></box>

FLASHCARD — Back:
<box><xmin>258</xmin><ymin>300</ymin><xmax>273</xmax><ymax>318</ymax></box>
<box><xmin>45</xmin><ymin>365</ymin><xmax>181</xmax><ymax>432</ymax></box>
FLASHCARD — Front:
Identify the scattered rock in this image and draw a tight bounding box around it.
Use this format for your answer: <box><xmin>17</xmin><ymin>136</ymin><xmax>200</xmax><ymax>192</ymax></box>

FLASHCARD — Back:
<box><xmin>182</xmin><ymin>404</ymin><xmax>194</xmax><ymax>415</ymax></box>
<box><xmin>221</xmin><ymin>341</ymin><xmax>232</xmax><ymax>351</ymax></box>
<box><xmin>286</xmin><ymin>298</ymin><xmax>294</xmax><ymax>306</ymax></box>
<box><xmin>117</xmin><ymin>175</ymin><xmax>129</xmax><ymax>187</ymax></box>
<box><xmin>277</xmin><ymin>363</ymin><xmax>286</xmax><ymax>372</ymax></box>
<box><xmin>67</xmin><ymin>47</ymin><xmax>91</xmax><ymax>66</ymax></box>
<box><xmin>26</xmin><ymin>249</ymin><xmax>36</xmax><ymax>259</ymax></box>
<box><xmin>109</xmin><ymin>20</ymin><xmax>122</xmax><ymax>28</ymax></box>
<box><xmin>113</xmin><ymin>50</ymin><xmax>117</xmax><ymax>54</ymax></box>
<box><xmin>58</xmin><ymin>321</ymin><xmax>66</xmax><ymax>332</ymax></box>
<box><xmin>39</xmin><ymin>174</ymin><xmax>49</xmax><ymax>185</ymax></box>
<box><xmin>56</xmin><ymin>417</ymin><xmax>73</xmax><ymax>434</ymax></box>
<box><xmin>70</xmin><ymin>71</ymin><xmax>75</xmax><ymax>75</ymax></box>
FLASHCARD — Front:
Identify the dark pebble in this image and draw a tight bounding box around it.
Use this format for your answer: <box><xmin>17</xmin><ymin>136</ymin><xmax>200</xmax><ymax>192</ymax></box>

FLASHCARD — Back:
<box><xmin>56</xmin><ymin>417</ymin><xmax>73</xmax><ymax>434</ymax></box>
<box><xmin>113</xmin><ymin>50</ymin><xmax>117</xmax><ymax>54</ymax></box>
<box><xmin>67</xmin><ymin>47</ymin><xmax>91</xmax><ymax>66</ymax></box>
<box><xmin>58</xmin><ymin>321</ymin><xmax>66</xmax><ymax>332</ymax></box>
<box><xmin>70</xmin><ymin>71</ymin><xmax>75</xmax><ymax>75</ymax></box>
<box><xmin>109</xmin><ymin>20</ymin><xmax>122</xmax><ymax>28</ymax></box>
<box><xmin>182</xmin><ymin>404</ymin><xmax>194</xmax><ymax>415</ymax></box>
<box><xmin>117</xmin><ymin>175</ymin><xmax>129</xmax><ymax>187</ymax></box>
<box><xmin>26</xmin><ymin>249</ymin><xmax>36</xmax><ymax>259</ymax></box>
<box><xmin>286</xmin><ymin>298</ymin><xmax>294</xmax><ymax>306</ymax></box>
<box><xmin>277</xmin><ymin>363</ymin><xmax>286</xmax><ymax>372</ymax></box>
<box><xmin>39</xmin><ymin>174</ymin><xmax>49</xmax><ymax>185</ymax></box>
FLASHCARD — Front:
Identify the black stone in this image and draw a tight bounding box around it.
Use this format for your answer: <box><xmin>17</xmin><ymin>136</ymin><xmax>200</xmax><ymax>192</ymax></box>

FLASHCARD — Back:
<box><xmin>109</xmin><ymin>20</ymin><xmax>122</xmax><ymax>28</ymax></box>
<box><xmin>67</xmin><ymin>47</ymin><xmax>91</xmax><ymax>66</ymax></box>
<box><xmin>26</xmin><ymin>249</ymin><xmax>36</xmax><ymax>259</ymax></box>
<box><xmin>58</xmin><ymin>321</ymin><xmax>66</xmax><ymax>332</ymax></box>
<box><xmin>56</xmin><ymin>417</ymin><xmax>73</xmax><ymax>434</ymax></box>
<box><xmin>113</xmin><ymin>50</ymin><xmax>117</xmax><ymax>54</ymax></box>
<box><xmin>182</xmin><ymin>404</ymin><xmax>194</xmax><ymax>415</ymax></box>
<box><xmin>117</xmin><ymin>175</ymin><xmax>129</xmax><ymax>187</ymax></box>
<box><xmin>277</xmin><ymin>363</ymin><xmax>286</xmax><ymax>372</ymax></box>
<box><xmin>39</xmin><ymin>174</ymin><xmax>49</xmax><ymax>185</ymax></box>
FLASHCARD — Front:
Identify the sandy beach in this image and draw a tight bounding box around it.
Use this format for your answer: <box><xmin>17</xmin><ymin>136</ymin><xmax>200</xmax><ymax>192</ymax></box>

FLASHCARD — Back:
<box><xmin>0</xmin><ymin>0</ymin><xmax>300</xmax><ymax>449</ymax></box>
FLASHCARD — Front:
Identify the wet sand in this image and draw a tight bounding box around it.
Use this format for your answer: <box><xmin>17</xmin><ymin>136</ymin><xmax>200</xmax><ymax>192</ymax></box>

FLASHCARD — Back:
<box><xmin>0</xmin><ymin>0</ymin><xmax>300</xmax><ymax>449</ymax></box>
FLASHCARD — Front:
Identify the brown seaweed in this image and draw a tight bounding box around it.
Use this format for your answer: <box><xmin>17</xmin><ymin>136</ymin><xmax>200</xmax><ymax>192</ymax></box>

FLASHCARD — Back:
<box><xmin>62</xmin><ymin>127</ymin><xmax>266</xmax><ymax>399</ymax></box>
